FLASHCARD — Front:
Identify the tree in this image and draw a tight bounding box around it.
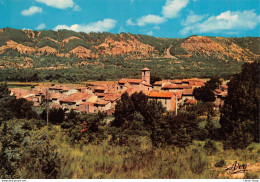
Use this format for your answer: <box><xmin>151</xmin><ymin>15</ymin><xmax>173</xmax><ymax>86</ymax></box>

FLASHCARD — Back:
<box><xmin>220</xmin><ymin>61</ymin><xmax>259</xmax><ymax>149</ymax></box>
<box><xmin>0</xmin><ymin>83</ymin><xmax>37</xmax><ymax>123</ymax></box>
<box><xmin>205</xmin><ymin>77</ymin><xmax>222</xmax><ymax>90</ymax></box>
<box><xmin>150</xmin><ymin>75</ymin><xmax>161</xmax><ymax>85</ymax></box>
<box><xmin>193</xmin><ymin>87</ymin><xmax>216</xmax><ymax>103</ymax></box>
<box><xmin>111</xmin><ymin>92</ymin><xmax>166</xmax><ymax>146</ymax></box>
<box><xmin>112</xmin><ymin>93</ymin><xmax>135</xmax><ymax>127</ymax></box>
<box><xmin>130</xmin><ymin>91</ymin><xmax>148</xmax><ymax>117</ymax></box>
<box><xmin>145</xmin><ymin>100</ymin><xmax>165</xmax><ymax>146</ymax></box>
<box><xmin>49</xmin><ymin>108</ymin><xmax>65</xmax><ymax>124</ymax></box>
<box><xmin>0</xmin><ymin>82</ymin><xmax>10</xmax><ymax>99</ymax></box>
<box><xmin>41</xmin><ymin>108</ymin><xmax>65</xmax><ymax>124</ymax></box>
<box><xmin>154</xmin><ymin>112</ymin><xmax>198</xmax><ymax>147</ymax></box>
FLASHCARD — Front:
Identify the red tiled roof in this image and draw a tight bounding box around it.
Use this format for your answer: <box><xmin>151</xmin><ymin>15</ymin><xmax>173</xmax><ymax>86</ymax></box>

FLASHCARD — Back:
<box><xmin>222</xmin><ymin>85</ymin><xmax>228</xmax><ymax>89</ymax></box>
<box><xmin>60</xmin><ymin>93</ymin><xmax>92</xmax><ymax>103</ymax></box>
<box><xmin>139</xmin><ymin>90</ymin><xmax>151</xmax><ymax>96</ymax></box>
<box><xmin>49</xmin><ymin>85</ymin><xmax>72</xmax><ymax>91</ymax></box>
<box><xmin>141</xmin><ymin>82</ymin><xmax>152</xmax><ymax>86</ymax></box>
<box><xmin>94</xmin><ymin>86</ymin><xmax>107</xmax><ymax>90</ymax></box>
<box><xmin>124</xmin><ymin>87</ymin><xmax>135</xmax><ymax>95</ymax></box>
<box><xmin>169</xmin><ymin>79</ymin><xmax>183</xmax><ymax>84</ymax></box>
<box><xmin>106</xmin><ymin>108</ymin><xmax>115</xmax><ymax>115</ymax></box>
<box><xmin>24</xmin><ymin>96</ymin><xmax>34</xmax><ymax>101</ymax></box>
<box><xmin>220</xmin><ymin>92</ymin><xmax>228</xmax><ymax>97</ymax></box>
<box><xmin>118</xmin><ymin>78</ymin><xmax>143</xmax><ymax>84</ymax></box>
<box><xmin>162</xmin><ymin>84</ymin><xmax>192</xmax><ymax>89</ymax></box>
<box><xmin>103</xmin><ymin>94</ymin><xmax>121</xmax><ymax>101</ymax></box>
<box><xmin>50</xmin><ymin>92</ymin><xmax>64</xmax><ymax>99</ymax></box>
<box><xmin>182</xmin><ymin>89</ymin><xmax>193</xmax><ymax>95</ymax></box>
<box><xmin>148</xmin><ymin>92</ymin><xmax>174</xmax><ymax>98</ymax></box>
<box><xmin>214</xmin><ymin>89</ymin><xmax>222</xmax><ymax>94</ymax></box>
<box><xmin>185</xmin><ymin>99</ymin><xmax>197</xmax><ymax>105</ymax></box>
<box><xmin>95</xmin><ymin>93</ymin><xmax>106</xmax><ymax>97</ymax></box>
<box><xmin>51</xmin><ymin>103</ymin><xmax>61</xmax><ymax>109</ymax></box>
<box><xmin>142</xmin><ymin>67</ymin><xmax>150</xmax><ymax>71</ymax></box>
<box><xmin>174</xmin><ymin>91</ymin><xmax>182</xmax><ymax>99</ymax></box>
<box><xmin>153</xmin><ymin>81</ymin><xmax>162</xmax><ymax>86</ymax></box>
<box><xmin>79</xmin><ymin>102</ymin><xmax>94</xmax><ymax>106</ymax></box>
<box><xmin>11</xmin><ymin>88</ymin><xmax>32</xmax><ymax>99</ymax></box>
<box><xmin>95</xmin><ymin>100</ymin><xmax>110</xmax><ymax>105</ymax></box>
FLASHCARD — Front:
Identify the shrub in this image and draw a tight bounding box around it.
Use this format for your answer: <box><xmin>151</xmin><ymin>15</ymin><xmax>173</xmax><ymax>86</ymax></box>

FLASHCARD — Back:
<box><xmin>204</xmin><ymin>139</ymin><xmax>217</xmax><ymax>155</ymax></box>
<box><xmin>244</xmin><ymin>171</ymin><xmax>259</xmax><ymax>179</ymax></box>
<box><xmin>214</xmin><ymin>159</ymin><xmax>226</xmax><ymax>167</ymax></box>
<box><xmin>189</xmin><ymin>149</ymin><xmax>208</xmax><ymax>175</ymax></box>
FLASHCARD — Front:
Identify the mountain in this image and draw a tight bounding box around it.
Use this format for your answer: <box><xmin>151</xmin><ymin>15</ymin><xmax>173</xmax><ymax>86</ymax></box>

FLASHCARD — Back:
<box><xmin>1</xmin><ymin>28</ymin><xmax>259</xmax><ymax>62</ymax></box>
<box><xmin>0</xmin><ymin>27</ymin><xmax>177</xmax><ymax>60</ymax></box>
<box><xmin>0</xmin><ymin>27</ymin><xmax>259</xmax><ymax>82</ymax></box>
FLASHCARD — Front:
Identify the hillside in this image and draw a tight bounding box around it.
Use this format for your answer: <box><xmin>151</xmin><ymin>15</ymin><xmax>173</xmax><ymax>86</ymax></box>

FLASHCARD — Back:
<box><xmin>0</xmin><ymin>27</ymin><xmax>178</xmax><ymax>60</ymax></box>
<box><xmin>0</xmin><ymin>27</ymin><xmax>259</xmax><ymax>82</ymax></box>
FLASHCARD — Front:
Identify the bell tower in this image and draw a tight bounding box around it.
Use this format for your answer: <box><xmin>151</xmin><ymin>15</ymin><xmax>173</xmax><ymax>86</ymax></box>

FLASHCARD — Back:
<box><xmin>142</xmin><ymin>67</ymin><xmax>150</xmax><ymax>84</ymax></box>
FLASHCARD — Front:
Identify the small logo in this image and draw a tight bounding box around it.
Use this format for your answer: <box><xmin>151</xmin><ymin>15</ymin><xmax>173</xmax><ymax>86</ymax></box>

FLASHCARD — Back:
<box><xmin>226</xmin><ymin>161</ymin><xmax>247</xmax><ymax>174</ymax></box>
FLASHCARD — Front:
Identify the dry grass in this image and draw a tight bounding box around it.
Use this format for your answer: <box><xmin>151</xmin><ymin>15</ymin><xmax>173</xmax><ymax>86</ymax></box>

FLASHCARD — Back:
<box><xmin>50</xmin><ymin>129</ymin><xmax>260</xmax><ymax>179</ymax></box>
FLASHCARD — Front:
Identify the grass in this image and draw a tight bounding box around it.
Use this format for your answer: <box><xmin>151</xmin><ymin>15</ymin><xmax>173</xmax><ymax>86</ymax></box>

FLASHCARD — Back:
<box><xmin>48</xmin><ymin>127</ymin><xmax>260</xmax><ymax>179</ymax></box>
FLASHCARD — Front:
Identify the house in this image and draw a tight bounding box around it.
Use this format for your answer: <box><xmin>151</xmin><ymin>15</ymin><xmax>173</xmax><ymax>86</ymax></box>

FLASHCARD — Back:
<box><xmin>153</xmin><ymin>81</ymin><xmax>162</xmax><ymax>90</ymax></box>
<box><xmin>148</xmin><ymin>92</ymin><xmax>176</xmax><ymax>111</ymax></box>
<box><xmin>60</xmin><ymin>93</ymin><xmax>97</xmax><ymax>112</ymax></box>
<box><xmin>49</xmin><ymin>85</ymin><xmax>78</xmax><ymax>95</ymax></box>
<box><xmin>94</xmin><ymin>100</ymin><xmax>112</xmax><ymax>112</ymax></box>
<box><xmin>214</xmin><ymin>91</ymin><xmax>227</xmax><ymax>110</ymax></box>
<box><xmin>221</xmin><ymin>84</ymin><xmax>228</xmax><ymax>92</ymax></box>
<box><xmin>161</xmin><ymin>84</ymin><xmax>192</xmax><ymax>92</ymax></box>
<box><xmin>117</xmin><ymin>67</ymin><xmax>152</xmax><ymax>91</ymax></box>
<box><xmin>78</xmin><ymin>102</ymin><xmax>95</xmax><ymax>113</ymax></box>
<box><xmin>102</xmin><ymin>93</ymin><xmax>121</xmax><ymax>108</ymax></box>
<box><xmin>182</xmin><ymin>89</ymin><xmax>194</xmax><ymax>101</ymax></box>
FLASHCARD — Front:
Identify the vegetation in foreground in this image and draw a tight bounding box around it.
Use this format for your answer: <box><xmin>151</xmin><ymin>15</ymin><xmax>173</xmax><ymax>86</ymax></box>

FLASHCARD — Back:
<box><xmin>0</xmin><ymin>61</ymin><xmax>259</xmax><ymax>179</ymax></box>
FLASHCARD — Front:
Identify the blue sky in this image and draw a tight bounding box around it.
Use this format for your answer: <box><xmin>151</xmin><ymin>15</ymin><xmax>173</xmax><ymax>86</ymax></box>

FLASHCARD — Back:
<box><xmin>0</xmin><ymin>0</ymin><xmax>259</xmax><ymax>38</ymax></box>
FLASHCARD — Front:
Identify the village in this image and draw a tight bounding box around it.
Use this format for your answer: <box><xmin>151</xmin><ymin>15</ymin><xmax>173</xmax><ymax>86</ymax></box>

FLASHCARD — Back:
<box><xmin>10</xmin><ymin>67</ymin><xmax>228</xmax><ymax>115</ymax></box>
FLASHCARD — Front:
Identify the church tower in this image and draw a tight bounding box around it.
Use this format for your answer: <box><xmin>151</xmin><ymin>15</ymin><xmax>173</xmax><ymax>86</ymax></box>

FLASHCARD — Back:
<box><xmin>142</xmin><ymin>67</ymin><xmax>150</xmax><ymax>84</ymax></box>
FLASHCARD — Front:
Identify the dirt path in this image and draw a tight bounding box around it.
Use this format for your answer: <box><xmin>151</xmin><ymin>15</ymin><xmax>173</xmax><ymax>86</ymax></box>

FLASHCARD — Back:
<box><xmin>164</xmin><ymin>46</ymin><xmax>177</xmax><ymax>59</ymax></box>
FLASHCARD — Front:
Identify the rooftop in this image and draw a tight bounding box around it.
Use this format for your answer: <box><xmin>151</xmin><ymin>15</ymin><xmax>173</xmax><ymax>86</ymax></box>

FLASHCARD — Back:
<box><xmin>162</xmin><ymin>84</ymin><xmax>192</xmax><ymax>89</ymax></box>
<box><xmin>95</xmin><ymin>100</ymin><xmax>110</xmax><ymax>105</ymax></box>
<box><xmin>182</xmin><ymin>89</ymin><xmax>194</xmax><ymax>95</ymax></box>
<box><xmin>118</xmin><ymin>78</ymin><xmax>143</xmax><ymax>84</ymax></box>
<box><xmin>148</xmin><ymin>92</ymin><xmax>175</xmax><ymax>98</ymax></box>
<box><xmin>142</xmin><ymin>67</ymin><xmax>150</xmax><ymax>71</ymax></box>
<box><xmin>60</xmin><ymin>93</ymin><xmax>92</xmax><ymax>103</ymax></box>
<box><xmin>185</xmin><ymin>99</ymin><xmax>197</xmax><ymax>105</ymax></box>
<box><xmin>103</xmin><ymin>94</ymin><xmax>121</xmax><ymax>101</ymax></box>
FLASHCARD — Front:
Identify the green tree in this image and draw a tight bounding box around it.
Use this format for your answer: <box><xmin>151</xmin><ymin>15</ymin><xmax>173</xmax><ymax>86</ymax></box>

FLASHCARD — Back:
<box><xmin>220</xmin><ymin>61</ymin><xmax>259</xmax><ymax>149</ymax></box>
<box><xmin>205</xmin><ymin>77</ymin><xmax>222</xmax><ymax>90</ymax></box>
<box><xmin>193</xmin><ymin>87</ymin><xmax>216</xmax><ymax>103</ymax></box>
<box><xmin>112</xmin><ymin>93</ymin><xmax>135</xmax><ymax>127</ymax></box>
<box><xmin>0</xmin><ymin>82</ymin><xmax>10</xmax><ymax>99</ymax></box>
<box><xmin>153</xmin><ymin>112</ymin><xmax>198</xmax><ymax>147</ymax></box>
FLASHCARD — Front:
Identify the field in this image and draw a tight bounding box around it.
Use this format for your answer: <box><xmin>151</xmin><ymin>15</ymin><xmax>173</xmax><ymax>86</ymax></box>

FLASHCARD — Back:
<box><xmin>34</xmin><ymin>125</ymin><xmax>260</xmax><ymax>179</ymax></box>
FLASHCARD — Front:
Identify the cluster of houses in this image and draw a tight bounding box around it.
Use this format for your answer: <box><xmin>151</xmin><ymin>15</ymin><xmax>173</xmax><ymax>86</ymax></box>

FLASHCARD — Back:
<box><xmin>10</xmin><ymin>68</ymin><xmax>228</xmax><ymax>115</ymax></box>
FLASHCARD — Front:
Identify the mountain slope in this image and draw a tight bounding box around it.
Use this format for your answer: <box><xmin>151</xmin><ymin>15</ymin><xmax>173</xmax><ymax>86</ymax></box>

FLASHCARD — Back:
<box><xmin>169</xmin><ymin>35</ymin><xmax>259</xmax><ymax>62</ymax></box>
<box><xmin>0</xmin><ymin>28</ymin><xmax>259</xmax><ymax>63</ymax></box>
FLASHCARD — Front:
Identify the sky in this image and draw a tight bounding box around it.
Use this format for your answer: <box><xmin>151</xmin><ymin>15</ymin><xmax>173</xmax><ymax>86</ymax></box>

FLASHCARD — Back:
<box><xmin>0</xmin><ymin>0</ymin><xmax>260</xmax><ymax>38</ymax></box>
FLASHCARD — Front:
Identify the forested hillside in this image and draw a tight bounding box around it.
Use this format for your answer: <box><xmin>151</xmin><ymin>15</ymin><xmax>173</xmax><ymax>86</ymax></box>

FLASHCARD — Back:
<box><xmin>0</xmin><ymin>27</ymin><xmax>259</xmax><ymax>82</ymax></box>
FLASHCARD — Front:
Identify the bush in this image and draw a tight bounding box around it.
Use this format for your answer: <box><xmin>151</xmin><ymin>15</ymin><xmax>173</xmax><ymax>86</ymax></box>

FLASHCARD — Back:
<box><xmin>214</xmin><ymin>159</ymin><xmax>226</xmax><ymax>167</ymax></box>
<box><xmin>204</xmin><ymin>139</ymin><xmax>217</xmax><ymax>155</ymax></box>
<box><xmin>189</xmin><ymin>149</ymin><xmax>208</xmax><ymax>174</ymax></box>
<box><xmin>244</xmin><ymin>171</ymin><xmax>259</xmax><ymax>179</ymax></box>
